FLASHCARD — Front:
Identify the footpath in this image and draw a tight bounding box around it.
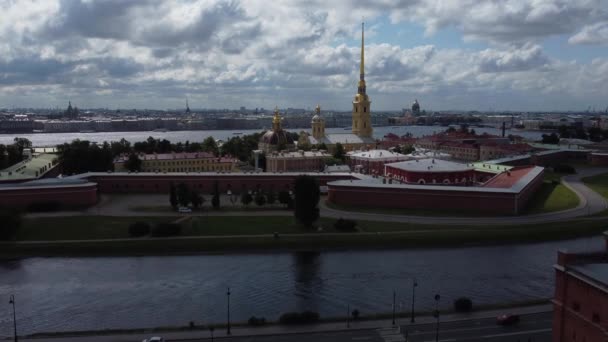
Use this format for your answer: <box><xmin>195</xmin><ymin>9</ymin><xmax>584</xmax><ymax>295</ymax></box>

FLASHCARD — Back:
<box><xmin>16</xmin><ymin>303</ymin><xmax>552</xmax><ymax>342</ymax></box>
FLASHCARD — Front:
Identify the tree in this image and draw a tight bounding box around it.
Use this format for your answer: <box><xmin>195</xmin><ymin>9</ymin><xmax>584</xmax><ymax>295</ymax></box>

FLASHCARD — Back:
<box><xmin>453</xmin><ymin>297</ymin><xmax>473</xmax><ymax>312</ymax></box>
<box><xmin>170</xmin><ymin>183</ymin><xmax>178</xmax><ymax>209</ymax></box>
<box><xmin>278</xmin><ymin>190</ymin><xmax>291</xmax><ymax>207</ymax></box>
<box><xmin>541</xmin><ymin>133</ymin><xmax>559</xmax><ymax>144</ymax></box>
<box><xmin>177</xmin><ymin>183</ymin><xmax>191</xmax><ymax>207</ymax></box>
<box><xmin>202</xmin><ymin>136</ymin><xmax>219</xmax><ymax>156</ymax></box>
<box><xmin>191</xmin><ymin>191</ymin><xmax>204</xmax><ymax>209</ymax></box>
<box><xmin>211</xmin><ymin>181</ymin><xmax>220</xmax><ymax>209</ymax></box>
<box><xmin>124</xmin><ymin>153</ymin><xmax>142</xmax><ymax>172</ymax></box>
<box><xmin>255</xmin><ymin>192</ymin><xmax>266</xmax><ymax>206</ymax></box>
<box><xmin>333</xmin><ymin>143</ymin><xmax>345</xmax><ymax>161</ymax></box>
<box><xmin>241</xmin><ymin>191</ymin><xmax>253</xmax><ymax>206</ymax></box>
<box><xmin>266</xmin><ymin>190</ymin><xmax>276</xmax><ymax>205</ymax></box>
<box><xmin>0</xmin><ymin>209</ymin><xmax>21</xmax><ymax>240</ymax></box>
<box><xmin>293</xmin><ymin>175</ymin><xmax>320</xmax><ymax>228</ymax></box>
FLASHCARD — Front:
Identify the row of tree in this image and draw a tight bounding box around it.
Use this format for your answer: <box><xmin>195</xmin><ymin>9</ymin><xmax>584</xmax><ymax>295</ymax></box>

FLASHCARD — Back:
<box><xmin>0</xmin><ymin>137</ymin><xmax>32</xmax><ymax>170</ymax></box>
<box><xmin>169</xmin><ymin>182</ymin><xmax>293</xmax><ymax>209</ymax></box>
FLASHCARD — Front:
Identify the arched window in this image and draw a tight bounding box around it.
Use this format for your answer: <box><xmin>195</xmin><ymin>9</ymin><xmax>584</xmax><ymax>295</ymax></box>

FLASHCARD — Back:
<box><xmin>364</xmin><ymin>122</ymin><xmax>366</xmax><ymax>128</ymax></box>
<box><xmin>418</xmin><ymin>179</ymin><xmax>425</xmax><ymax>184</ymax></box>
<box><xmin>364</xmin><ymin>107</ymin><xmax>366</xmax><ymax>112</ymax></box>
<box><xmin>443</xmin><ymin>179</ymin><xmax>450</xmax><ymax>184</ymax></box>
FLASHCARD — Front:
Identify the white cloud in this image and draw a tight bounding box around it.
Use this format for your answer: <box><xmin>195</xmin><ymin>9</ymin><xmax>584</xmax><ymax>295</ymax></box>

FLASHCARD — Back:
<box><xmin>569</xmin><ymin>22</ymin><xmax>608</xmax><ymax>45</ymax></box>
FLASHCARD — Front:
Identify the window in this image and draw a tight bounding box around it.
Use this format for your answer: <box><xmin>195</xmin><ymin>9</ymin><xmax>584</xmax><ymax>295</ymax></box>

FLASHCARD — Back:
<box><xmin>572</xmin><ymin>301</ymin><xmax>580</xmax><ymax>312</ymax></box>
<box><xmin>364</xmin><ymin>107</ymin><xmax>366</xmax><ymax>112</ymax></box>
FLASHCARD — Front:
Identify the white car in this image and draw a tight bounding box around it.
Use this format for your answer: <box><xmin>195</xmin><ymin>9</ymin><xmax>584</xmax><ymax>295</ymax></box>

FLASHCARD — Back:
<box><xmin>178</xmin><ymin>207</ymin><xmax>192</xmax><ymax>213</ymax></box>
<box><xmin>142</xmin><ymin>337</ymin><xmax>164</xmax><ymax>342</ymax></box>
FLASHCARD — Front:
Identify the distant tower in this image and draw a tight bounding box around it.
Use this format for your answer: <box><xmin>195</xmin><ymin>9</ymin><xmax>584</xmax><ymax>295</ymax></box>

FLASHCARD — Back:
<box><xmin>352</xmin><ymin>22</ymin><xmax>372</xmax><ymax>138</ymax></box>
<box><xmin>311</xmin><ymin>104</ymin><xmax>325</xmax><ymax>140</ymax></box>
<box><xmin>412</xmin><ymin>99</ymin><xmax>420</xmax><ymax>116</ymax></box>
<box><xmin>185</xmin><ymin>99</ymin><xmax>191</xmax><ymax>113</ymax></box>
<box><xmin>65</xmin><ymin>101</ymin><xmax>76</xmax><ymax>119</ymax></box>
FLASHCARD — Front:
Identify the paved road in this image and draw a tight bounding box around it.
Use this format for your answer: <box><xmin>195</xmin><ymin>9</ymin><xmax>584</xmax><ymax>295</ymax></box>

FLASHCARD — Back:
<box><xmin>26</xmin><ymin>168</ymin><xmax>608</xmax><ymax>226</ymax></box>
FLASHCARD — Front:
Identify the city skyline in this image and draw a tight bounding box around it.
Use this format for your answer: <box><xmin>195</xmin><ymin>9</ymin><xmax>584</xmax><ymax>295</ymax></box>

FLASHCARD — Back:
<box><xmin>1</xmin><ymin>0</ymin><xmax>607</xmax><ymax>111</ymax></box>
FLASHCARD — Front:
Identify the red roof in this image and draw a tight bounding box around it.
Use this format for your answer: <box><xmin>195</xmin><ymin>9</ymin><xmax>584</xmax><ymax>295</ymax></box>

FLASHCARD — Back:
<box><xmin>482</xmin><ymin>166</ymin><xmax>536</xmax><ymax>188</ymax></box>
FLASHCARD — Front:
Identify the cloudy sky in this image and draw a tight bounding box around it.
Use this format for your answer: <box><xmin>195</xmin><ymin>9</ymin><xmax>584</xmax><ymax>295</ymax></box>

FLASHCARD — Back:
<box><xmin>1</xmin><ymin>0</ymin><xmax>607</xmax><ymax>111</ymax></box>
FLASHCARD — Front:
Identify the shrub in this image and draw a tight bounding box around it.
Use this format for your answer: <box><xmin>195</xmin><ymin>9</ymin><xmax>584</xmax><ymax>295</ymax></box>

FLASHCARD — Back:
<box><xmin>151</xmin><ymin>223</ymin><xmax>181</xmax><ymax>237</ymax></box>
<box><xmin>279</xmin><ymin>311</ymin><xmax>320</xmax><ymax>324</ymax></box>
<box><xmin>553</xmin><ymin>164</ymin><xmax>576</xmax><ymax>174</ymax></box>
<box><xmin>352</xmin><ymin>309</ymin><xmax>360</xmax><ymax>320</ymax></box>
<box><xmin>0</xmin><ymin>209</ymin><xmax>21</xmax><ymax>241</ymax></box>
<box><xmin>255</xmin><ymin>192</ymin><xmax>266</xmax><ymax>206</ymax></box>
<box><xmin>453</xmin><ymin>297</ymin><xmax>473</xmax><ymax>312</ymax></box>
<box><xmin>248</xmin><ymin>316</ymin><xmax>266</xmax><ymax>326</ymax></box>
<box><xmin>334</xmin><ymin>218</ymin><xmax>357</xmax><ymax>232</ymax></box>
<box><xmin>26</xmin><ymin>201</ymin><xmax>62</xmax><ymax>212</ymax></box>
<box><xmin>128</xmin><ymin>221</ymin><xmax>151</xmax><ymax>237</ymax></box>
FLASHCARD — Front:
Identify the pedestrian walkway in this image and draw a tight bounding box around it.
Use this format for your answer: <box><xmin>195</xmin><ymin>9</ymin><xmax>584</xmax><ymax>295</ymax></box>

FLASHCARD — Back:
<box><xmin>20</xmin><ymin>304</ymin><xmax>552</xmax><ymax>342</ymax></box>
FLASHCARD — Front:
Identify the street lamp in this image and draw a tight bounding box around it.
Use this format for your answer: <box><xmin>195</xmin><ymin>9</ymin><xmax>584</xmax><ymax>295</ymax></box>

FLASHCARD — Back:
<box><xmin>209</xmin><ymin>326</ymin><xmax>214</xmax><ymax>342</ymax></box>
<box><xmin>434</xmin><ymin>294</ymin><xmax>441</xmax><ymax>342</ymax></box>
<box><xmin>410</xmin><ymin>278</ymin><xmax>418</xmax><ymax>323</ymax></box>
<box><xmin>392</xmin><ymin>290</ymin><xmax>396</xmax><ymax>326</ymax></box>
<box><xmin>226</xmin><ymin>287</ymin><xmax>231</xmax><ymax>335</ymax></box>
<box><xmin>9</xmin><ymin>295</ymin><xmax>17</xmax><ymax>342</ymax></box>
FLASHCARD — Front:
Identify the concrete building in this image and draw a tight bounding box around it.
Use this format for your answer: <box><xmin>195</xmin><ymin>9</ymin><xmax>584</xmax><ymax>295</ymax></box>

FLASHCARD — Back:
<box><xmin>552</xmin><ymin>232</ymin><xmax>608</xmax><ymax>342</ymax></box>
<box><xmin>266</xmin><ymin>150</ymin><xmax>331</xmax><ymax>172</ymax></box>
<box><xmin>113</xmin><ymin>152</ymin><xmax>238</xmax><ymax>173</ymax></box>
<box><xmin>347</xmin><ymin>149</ymin><xmax>409</xmax><ymax>175</ymax></box>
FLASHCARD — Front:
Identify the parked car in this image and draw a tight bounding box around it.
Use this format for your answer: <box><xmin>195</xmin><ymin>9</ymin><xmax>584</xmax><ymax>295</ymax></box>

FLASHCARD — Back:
<box><xmin>142</xmin><ymin>337</ymin><xmax>164</xmax><ymax>342</ymax></box>
<box><xmin>178</xmin><ymin>207</ymin><xmax>192</xmax><ymax>213</ymax></box>
<box><xmin>496</xmin><ymin>314</ymin><xmax>520</xmax><ymax>325</ymax></box>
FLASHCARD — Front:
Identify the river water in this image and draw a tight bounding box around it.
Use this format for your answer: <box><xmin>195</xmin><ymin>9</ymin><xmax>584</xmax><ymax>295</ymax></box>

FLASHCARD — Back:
<box><xmin>0</xmin><ymin>126</ymin><xmax>544</xmax><ymax>146</ymax></box>
<box><xmin>0</xmin><ymin>236</ymin><xmax>602</xmax><ymax>336</ymax></box>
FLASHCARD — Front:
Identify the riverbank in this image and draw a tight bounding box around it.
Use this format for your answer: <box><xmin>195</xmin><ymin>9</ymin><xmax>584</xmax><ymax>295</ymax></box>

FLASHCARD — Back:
<box><xmin>22</xmin><ymin>300</ymin><xmax>551</xmax><ymax>340</ymax></box>
<box><xmin>2</xmin><ymin>215</ymin><xmax>607</xmax><ymax>258</ymax></box>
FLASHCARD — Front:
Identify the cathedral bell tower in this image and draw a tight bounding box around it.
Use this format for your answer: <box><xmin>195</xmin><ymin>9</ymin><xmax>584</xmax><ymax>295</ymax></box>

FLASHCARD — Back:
<box><xmin>352</xmin><ymin>22</ymin><xmax>372</xmax><ymax>138</ymax></box>
<box><xmin>272</xmin><ymin>107</ymin><xmax>282</xmax><ymax>132</ymax></box>
<box><xmin>311</xmin><ymin>104</ymin><xmax>325</xmax><ymax>140</ymax></box>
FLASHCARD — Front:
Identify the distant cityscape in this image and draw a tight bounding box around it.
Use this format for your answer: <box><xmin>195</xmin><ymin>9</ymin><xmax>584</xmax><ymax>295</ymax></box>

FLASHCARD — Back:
<box><xmin>1</xmin><ymin>101</ymin><xmax>608</xmax><ymax>134</ymax></box>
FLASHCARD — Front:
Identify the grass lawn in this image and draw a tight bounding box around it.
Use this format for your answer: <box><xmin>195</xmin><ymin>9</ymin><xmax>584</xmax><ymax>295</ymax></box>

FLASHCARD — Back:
<box><xmin>524</xmin><ymin>182</ymin><xmax>579</xmax><ymax>214</ymax></box>
<box><xmin>583</xmin><ymin>172</ymin><xmax>608</xmax><ymax>199</ymax></box>
<box><xmin>183</xmin><ymin>216</ymin><xmax>333</xmax><ymax>236</ymax></box>
<box><xmin>18</xmin><ymin>216</ymin><xmax>176</xmax><ymax>241</ymax></box>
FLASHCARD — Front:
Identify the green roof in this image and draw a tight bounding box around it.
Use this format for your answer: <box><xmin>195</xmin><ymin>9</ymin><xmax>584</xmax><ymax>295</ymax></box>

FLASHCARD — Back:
<box><xmin>0</xmin><ymin>153</ymin><xmax>58</xmax><ymax>180</ymax></box>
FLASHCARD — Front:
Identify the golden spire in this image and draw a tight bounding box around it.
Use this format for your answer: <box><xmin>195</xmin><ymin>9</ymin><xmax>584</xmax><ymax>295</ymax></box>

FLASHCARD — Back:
<box><xmin>315</xmin><ymin>104</ymin><xmax>321</xmax><ymax>114</ymax></box>
<box><xmin>272</xmin><ymin>106</ymin><xmax>281</xmax><ymax>131</ymax></box>
<box><xmin>358</xmin><ymin>22</ymin><xmax>366</xmax><ymax>95</ymax></box>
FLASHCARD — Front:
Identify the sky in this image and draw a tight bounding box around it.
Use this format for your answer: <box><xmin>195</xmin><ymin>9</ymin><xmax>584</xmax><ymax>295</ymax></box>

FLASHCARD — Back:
<box><xmin>0</xmin><ymin>0</ymin><xmax>607</xmax><ymax>112</ymax></box>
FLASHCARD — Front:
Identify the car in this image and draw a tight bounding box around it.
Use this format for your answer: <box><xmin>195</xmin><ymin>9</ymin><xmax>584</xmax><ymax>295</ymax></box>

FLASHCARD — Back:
<box><xmin>496</xmin><ymin>314</ymin><xmax>520</xmax><ymax>325</ymax></box>
<box><xmin>178</xmin><ymin>207</ymin><xmax>192</xmax><ymax>213</ymax></box>
<box><xmin>142</xmin><ymin>337</ymin><xmax>164</xmax><ymax>342</ymax></box>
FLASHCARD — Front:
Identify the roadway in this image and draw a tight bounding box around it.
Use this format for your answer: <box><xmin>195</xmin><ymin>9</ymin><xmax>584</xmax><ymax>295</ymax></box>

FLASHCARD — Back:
<box><xmin>173</xmin><ymin>312</ymin><xmax>552</xmax><ymax>342</ymax></box>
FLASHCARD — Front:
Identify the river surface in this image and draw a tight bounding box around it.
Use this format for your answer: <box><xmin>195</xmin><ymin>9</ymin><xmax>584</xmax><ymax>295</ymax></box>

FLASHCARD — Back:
<box><xmin>0</xmin><ymin>126</ymin><xmax>544</xmax><ymax>146</ymax></box>
<box><xmin>0</xmin><ymin>236</ymin><xmax>603</xmax><ymax>336</ymax></box>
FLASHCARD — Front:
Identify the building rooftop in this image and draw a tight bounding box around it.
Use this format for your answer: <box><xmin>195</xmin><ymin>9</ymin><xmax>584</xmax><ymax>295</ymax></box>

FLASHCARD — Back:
<box><xmin>570</xmin><ymin>263</ymin><xmax>608</xmax><ymax>289</ymax></box>
<box><xmin>309</xmin><ymin>133</ymin><xmax>376</xmax><ymax>145</ymax></box>
<box><xmin>482</xmin><ymin>166</ymin><xmax>538</xmax><ymax>188</ymax></box>
<box><xmin>385</xmin><ymin>159</ymin><xmax>473</xmax><ymax>173</ymax></box>
<box><xmin>0</xmin><ymin>153</ymin><xmax>58</xmax><ymax>181</ymax></box>
<box><xmin>114</xmin><ymin>152</ymin><xmax>236</xmax><ymax>163</ymax></box>
<box><xmin>471</xmin><ymin>162</ymin><xmax>512</xmax><ymax>174</ymax></box>
<box><xmin>348</xmin><ymin>149</ymin><xmax>408</xmax><ymax>161</ymax></box>
<box><xmin>267</xmin><ymin>150</ymin><xmax>331</xmax><ymax>159</ymax></box>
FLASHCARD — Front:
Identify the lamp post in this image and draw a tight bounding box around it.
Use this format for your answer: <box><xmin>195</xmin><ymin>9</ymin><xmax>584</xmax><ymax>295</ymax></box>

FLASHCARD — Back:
<box><xmin>9</xmin><ymin>295</ymin><xmax>17</xmax><ymax>342</ymax></box>
<box><xmin>209</xmin><ymin>326</ymin><xmax>214</xmax><ymax>342</ymax></box>
<box><xmin>347</xmin><ymin>304</ymin><xmax>350</xmax><ymax>328</ymax></box>
<box><xmin>392</xmin><ymin>290</ymin><xmax>396</xmax><ymax>326</ymax></box>
<box><xmin>226</xmin><ymin>287</ymin><xmax>231</xmax><ymax>335</ymax></box>
<box><xmin>410</xmin><ymin>278</ymin><xmax>418</xmax><ymax>323</ymax></box>
<box><xmin>434</xmin><ymin>294</ymin><xmax>441</xmax><ymax>342</ymax></box>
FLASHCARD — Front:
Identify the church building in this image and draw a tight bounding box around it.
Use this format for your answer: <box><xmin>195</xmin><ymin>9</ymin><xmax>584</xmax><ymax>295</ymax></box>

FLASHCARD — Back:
<box><xmin>299</xmin><ymin>23</ymin><xmax>377</xmax><ymax>153</ymax></box>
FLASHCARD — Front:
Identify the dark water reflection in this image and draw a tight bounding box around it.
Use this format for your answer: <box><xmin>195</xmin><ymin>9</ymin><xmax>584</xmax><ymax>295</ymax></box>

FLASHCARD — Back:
<box><xmin>0</xmin><ymin>236</ymin><xmax>602</xmax><ymax>335</ymax></box>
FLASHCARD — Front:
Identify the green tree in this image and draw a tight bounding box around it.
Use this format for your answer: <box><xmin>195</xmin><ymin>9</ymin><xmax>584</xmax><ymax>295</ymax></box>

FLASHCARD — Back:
<box><xmin>333</xmin><ymin>143</ymin><xmax>345</xmax><ymax>161</ymax></box>
<box><xmin>266</xmin><ymin>190</ymin><xmax>276</xmax><ymax>205</ymax></box>
<box><xmin>124</xmin><ymin>153</ymin><xmax>142</xmax><ymax>172</ymax></box>
<box><xmin>177</xmin><ymin>183</ymin><xmax>191</xmax><ymax>207</ymax></box>
<box><xmin>278</xmin><ymin>190</ymin><xmax>291</xmax><ymax>207</ymax></box>
<box><xmin>241</xmin><ymin>191</ymin><xmax>253</xmax><ymax>206</ymax></box>
<box><xmin>255</xmin><ymin>192</ymin><xmax>267</xmax><ymax>206</ymax></box>
<box><xmin>202</xmin><ymin>136</ymin><xmax>219</xmax><ymax>156</ymax></box>
<box><xmin>293</xmin><ymin>175</ymin><xmax>320</xmax><ymax>228</ymax></box>
<box><xmin>0</xmin><ymin>209</ymin><xmax>21</xmax><ymax>240</ymax></box>
<box><xmin>191</xmin><ymin>191</ymin><xmax>204</xmax><ymax>209</ymax></box>
<box><xmin>211</xmin><ymin>181</ymin><xmax>220</xmax><ymax>209</ymax></box>
<box><xmin>170</xmin><ymin>183</ymin><xmax>178</xmax><ymax>209</ymax></box>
